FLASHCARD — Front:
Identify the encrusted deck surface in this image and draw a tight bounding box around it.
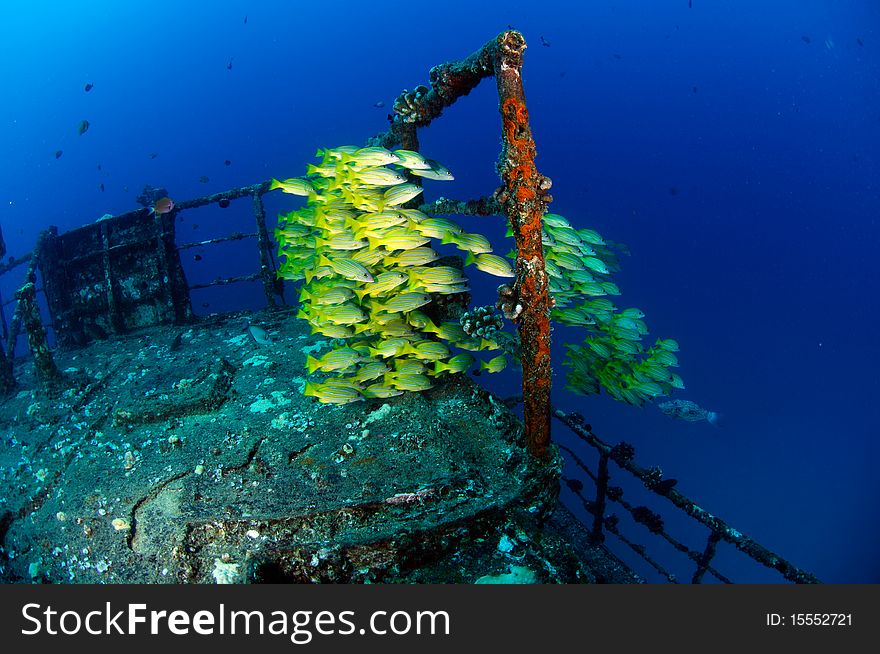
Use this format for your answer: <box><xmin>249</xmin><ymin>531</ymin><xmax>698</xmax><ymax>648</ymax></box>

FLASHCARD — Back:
<box><xmin>0</xmin><ymin>310</ymin><xmax>572</xmax><ymax>583</ymax></box>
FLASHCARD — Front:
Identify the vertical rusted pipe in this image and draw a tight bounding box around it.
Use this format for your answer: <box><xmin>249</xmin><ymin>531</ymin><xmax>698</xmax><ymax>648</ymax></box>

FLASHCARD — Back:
<box><xmin>493</xmin><ymin>31</ymin><xmax>553</xmax><ymax>458</ymax></box>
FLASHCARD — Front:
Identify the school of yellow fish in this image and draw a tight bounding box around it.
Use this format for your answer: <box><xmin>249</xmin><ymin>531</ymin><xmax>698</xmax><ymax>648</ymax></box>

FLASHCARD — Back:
<box><xmin>273</xmin><ymin>145</ymin><xmax>510</xmax><ymax>404</ymax></box>
<box><xmin>503</xmin><ymin>213</ymin><xmax>684</xmax><ymax>407</ymax></box>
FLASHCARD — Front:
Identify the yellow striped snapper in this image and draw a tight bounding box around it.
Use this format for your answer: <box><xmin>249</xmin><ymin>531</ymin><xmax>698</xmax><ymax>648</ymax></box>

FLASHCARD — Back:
<box><xmin>442</xmin><ymin>231</ymin><xmax>493</xmax><ymax>254</ymax></box>
<box><xmin>394</xmin><ymin>358</ymin><xmax>426</xmax><ymax>375</ymax></box>
<box><xmin>340</xmin><ymin>187</ymin><xmax>383</xmax><ymax>211</ymax></box>
<box><xmin>382</xmin><ymin>183</ymin><xmax>423</xmax><ymax>207</ymax></box>
<box><xmin>367</xmin><ymin>338</ymin><xmax>410</xmax><ymax>358</ymax></box>
<box><xmin>406</xmin><ymin>266</ymin><xmax>467</xmax><ymax>286</ymax></box>
<box><xmin>548</xmin><ymin>250</ymin><xmax>586</xmax><ymax>271</ymax></box>
<box><xmin>349</xmin><ymin>247</ymin><xmax>387</xmax><ymax>267</ymax></box>
<box><xmin>352</xmin><ymin>167</ymin><xmax>408</xmax><ymax>187</ymax></box>
<box><xmin>310</xmin><ymin>323</ymin><xmax>355</xmax><ymax>339</ymax></box>
<box><xmin>455</xmin><ymin>337</ymin><xmax>501</xmax><ymax>352</ymax></box>
<box><xmin>405</xmin><ymin>310</ymin><xmax>438</xmax><ymax>332</ymax></box>
<box><xmin>409</xmin><ymin>159</ymin><xmax>454</xmax><ymax>181</ymax></box>
<box><xmin>314</xmin><ymin>234</ymin><xmax>368</xmax><ymax>251</ymax></box>
<box><xmin>353</xmin><ymin>360</ymin><xmax>391</xmax><ymax>383</ymax></box>
<box><xmin>382</xmin><ymin>247</ymin><xmax>440</xmax><ymax>267</ymax></box>
<box><xmin>299</xmin><ymin>286</ymin><xmax>355</xmax><ymax>305</ymax></box>
<box><xmin>546</xmin><ymin>224</ymin><xmax>586</xmax><ymax>247</ymax></box>
<box><xmin>362</xmin><ymin>383</ymin><xmax>404</xmax><ymax>399</ymax></box>
<box><xmin>373</xmin><ymin>318</ymin><xmax>415</xmax><ymax>338</ymax></box>
<box><xmin>355</xmin><ymin>271</ymin><xmax>408</xmax><ymax>299</ymax></box>
<box><xmin>465</xmin><ymin>252</ymin><xmax>515</xmax><ymax>278</ymax></box>
<box><xmin>305</xmin><ymin>347</ymin><xmax>365</xmax><ymax>374</ymax></box>
<box><xmin>303</xmin><ymin>265</ymin><xmax>335</xmax><ymax>283</ymax></box>
<box><xmin>312</xmin><ymin>302</ymin><xmax>367</xmax><ymax>326</ymax></box>
<box><xmin>434</xmin><ymin>322</ymin><xmax>467</xmax><ymax>342</ymax></box>
<box><xmin>410</xmin><ymin>217</ymin><xmax>463</xmax><ymax>240</ymax></box>
<box><xmin>392</xmin><ymin>149</ymin><xmax>432</xmax><ymax>170</ymax></box>
<box><xmin>306</xmin><ymin>163</ymin><xmax>339</xmax><ymax>178</ymax></box>
<box><xmin>404</xmin><ymin>340</ymin><xmax>451</xmax><ymax>361</ymax></box>
<box><xmin>348</xmin><ymin>210</ymin><xmax>407</xmax><ymax>234</ymax></box>
<box><xmin>342</xmin><ymin>146</ymin><xmax>400</xmax><ymax>167</ymax></box>
<box><xmin>577</xmin><ymin>228</ymin><xmax>605</xmax><ymax>245</ymax></box>
<box><xmin>385</xmin><ymin>372</ymin><xmax>433</xmax><ymax>392</ymax></box>
<box><xmin>316</xmin><ymin>145</ymin><xmax>359</xmax><ymax>160</ymax></box>
<box><xmin>480</xmin><ymin>354</ymin><xmax>508</xmax><ymax>373</ymax></box>
<box><xmin>304</xmin><ymin>380</ymin><xmax>363</xmax><ymax>404</ymax></box>
<box><xmin>397</xmin><ymin>208</ymin><xmax>429</xmax><ymax>223</ymax></box>
<box><xmin>433</xmin><ymin>353</ymin><xmax>475</xmax><ymax>376</ymax></box>
<box><xmin>422</xmin><ymin>282</ymin><xmax>469</xmax><ymax>294</ymax></box>
<box><xmin>582</xmin><ymin>257</ymin><xmax>610</xmax><ymax>275</ymax></box>
<box><xmin>316</xmin><ymin>254</ymin><xmax>374</xmax><ymax>283</ymax></box>
<box><xmin>542</xmin><ymin>213</ymin><xmax>571</xmax><ymax>229</ymax></box>
<box><xmin>269</xmin><ymin>177</ymin><xmax>315</xmax><ymax>196</ymax></box>
<box><xmin>371</xmin><ymin>292</ymin><xmax>432</xmax><ymax>314</ymax></box>
<box><xmin>599</xmin><ymin>281</ymin><xmax>620</xmax><ymax>295</ymax></box>
<box><xmin>368</xmin><ymin>227</ymin><xmax>430</xmax><ymax>251</ymax></box>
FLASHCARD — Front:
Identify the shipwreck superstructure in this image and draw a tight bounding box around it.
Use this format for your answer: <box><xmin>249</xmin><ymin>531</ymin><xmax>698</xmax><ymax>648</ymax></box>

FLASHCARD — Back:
<box><xmin>0</xmin><ymin>31</ymin><xmax>819</xmax><ymax>584</ymax></box>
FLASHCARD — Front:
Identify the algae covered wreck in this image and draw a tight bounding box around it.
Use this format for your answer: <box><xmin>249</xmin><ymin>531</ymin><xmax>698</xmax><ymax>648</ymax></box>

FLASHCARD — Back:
<box><xmin>1</xmin><ymin>311</ymin><xmax>618</xmax><ymax>583</ymax></box>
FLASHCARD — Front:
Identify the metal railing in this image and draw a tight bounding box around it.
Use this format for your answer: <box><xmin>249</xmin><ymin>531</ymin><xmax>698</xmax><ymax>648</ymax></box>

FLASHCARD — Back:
<box><xmin>553</xmin><ymin>408</ymin><xmax>821</xmax><ymax>583</ymax></box>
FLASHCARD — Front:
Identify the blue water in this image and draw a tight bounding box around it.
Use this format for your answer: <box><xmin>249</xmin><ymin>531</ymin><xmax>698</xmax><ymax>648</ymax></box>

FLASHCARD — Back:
<box><xmin>1</xmin><ymin>0</ymin><xmax>878</xmax><ymax>583</ymax></box>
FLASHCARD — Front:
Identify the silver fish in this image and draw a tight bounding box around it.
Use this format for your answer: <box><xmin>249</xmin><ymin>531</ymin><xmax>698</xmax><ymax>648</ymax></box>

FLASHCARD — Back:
<box><xmin>657</xmin><ymin>400</ymin><xmax>719</xmax><ymax>425</ymax></box>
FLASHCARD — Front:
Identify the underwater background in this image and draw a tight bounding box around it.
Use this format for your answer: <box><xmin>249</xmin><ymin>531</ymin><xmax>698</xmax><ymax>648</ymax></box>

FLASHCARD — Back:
<box><xmin>0</xmin><ymin>0</ymin><xmax>878</xmax><ymax>583</ymax></box>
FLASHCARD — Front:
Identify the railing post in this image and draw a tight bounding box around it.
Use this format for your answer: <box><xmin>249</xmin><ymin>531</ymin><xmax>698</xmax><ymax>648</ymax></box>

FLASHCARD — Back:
<box><xmin>692</xmin><ymin>530</ymin><xmax>722</xmax><ymax>584</ymax></box>
<box><xmin>252</xmin><ymin>191</ymin><xmax>280</xmax><ymax>308</ymax></box>
<box><xmin>590</xmin><ymin>452</ymin><xmax>610</xmax><ymax>544</ymax></box>
<box><xmin>493</xmin><ymin>31</ymin><xmax>553</xmax><ymax>459</ymax></box>
<box><xmin>15</xmin><ymin>281</ymin><xmax>62</xmax><ymax>395</ymax></box>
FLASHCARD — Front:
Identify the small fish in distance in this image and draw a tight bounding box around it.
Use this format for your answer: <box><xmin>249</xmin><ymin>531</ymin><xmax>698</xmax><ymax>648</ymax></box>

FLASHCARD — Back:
<box><xmin>540</xmin><ymin>36</ymin><xmax>550</xmax><ymax>47</ymax></box>
<box><xmin>226</xmin><ymin>58</ymin><xmax>233</xmax><ymax>70</ymax></box>
<box><xmin>657</xmin><ymin>399</ymin><xmax>720</xmax><ymax>426</ymax></box>
<box><xmin>55</xmin><ymin>150</ymin><xmax>63</xmax><ymax>159</ymax></box>
<box><xmin>77</xmin><ymin>119</ymin><xmax>90</xmax><ymax>135</ymax></box>
<box><xmin>84</xmin><ymin>82</ymin><xmax>94</xmax><ymax>92</ymax></box>
<box><xmin>149</xmin><ymin>197</ymin><xmax>175</xmax><ymax>215</ymax></box>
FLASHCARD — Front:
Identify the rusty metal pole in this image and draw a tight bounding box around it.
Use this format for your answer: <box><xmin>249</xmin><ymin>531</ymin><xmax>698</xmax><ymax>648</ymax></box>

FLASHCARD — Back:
<box><xmin>493</xmin><ymin>31</ymin><xmax>553</xmax><ymax>458</ymax></box>
<box><xmin>15</xmin><ymin>281</ymin><xmax>62</xmax><ymax>395</ymax></box>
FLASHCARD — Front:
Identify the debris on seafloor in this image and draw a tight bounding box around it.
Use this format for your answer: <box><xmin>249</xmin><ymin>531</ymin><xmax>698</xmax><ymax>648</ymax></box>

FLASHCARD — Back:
<box><xmin>0</xmin><ymin>311</ymin><xmax>637</xmax><ymax>584</ymax></box>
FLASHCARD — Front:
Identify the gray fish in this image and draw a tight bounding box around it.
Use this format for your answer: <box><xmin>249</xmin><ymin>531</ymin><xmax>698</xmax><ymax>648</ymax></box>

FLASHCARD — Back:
<box><xmin>246</xmin><ymin>324</ymin><xmax>273</xmax><ymax>346</ymax></box>
<box><xmin>657</xmin><ymin>399</ymin><xmax>719</xmax><ymax>426</ymax></box>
